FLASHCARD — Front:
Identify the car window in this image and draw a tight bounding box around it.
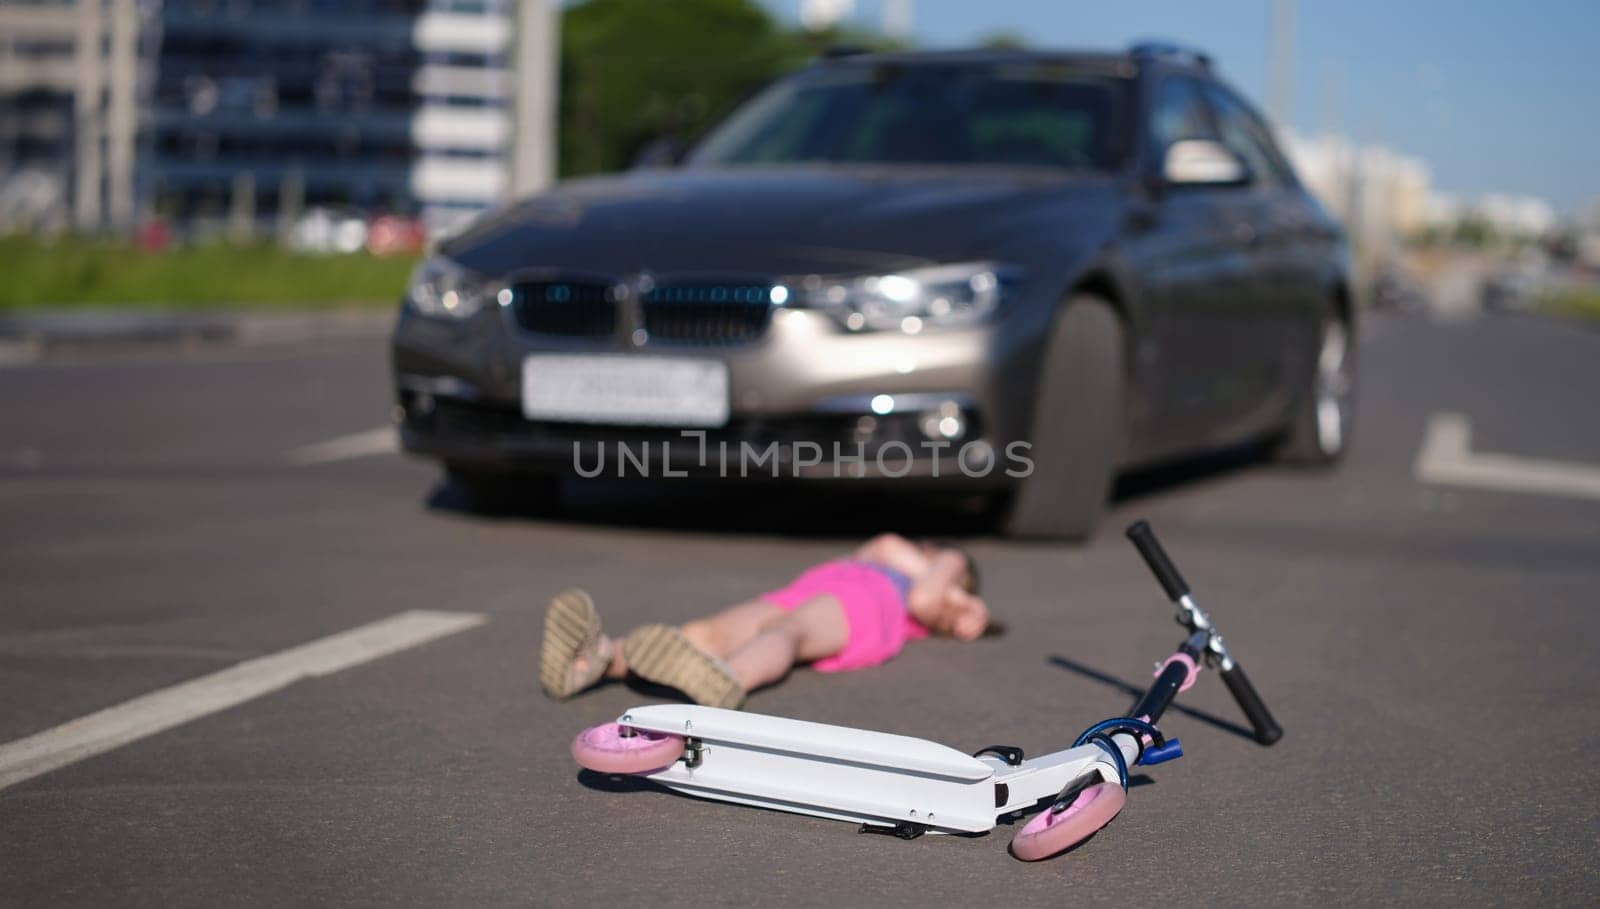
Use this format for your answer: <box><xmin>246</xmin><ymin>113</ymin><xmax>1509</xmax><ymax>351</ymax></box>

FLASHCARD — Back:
<box><xmin>689</xmin><ymin>64</ymin><xmax>1131</xmax><ymax>171</ymax></box>
<box><xmin>1148</xmin><ymin>76</ymin><xmax>1217</xmax><ymax>154</ymax></box>
<box><xmin>1203</xmin><ymin>85</ymin><xmax>1295</xmax><ymax>189</ymax></box>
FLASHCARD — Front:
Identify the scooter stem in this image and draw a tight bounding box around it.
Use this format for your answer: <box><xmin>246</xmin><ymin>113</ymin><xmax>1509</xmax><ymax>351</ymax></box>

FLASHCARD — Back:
<box><xmin>1125</xmin><ymin>521</ymin><xmax>1284</xmax><ymax>746</ymax></box>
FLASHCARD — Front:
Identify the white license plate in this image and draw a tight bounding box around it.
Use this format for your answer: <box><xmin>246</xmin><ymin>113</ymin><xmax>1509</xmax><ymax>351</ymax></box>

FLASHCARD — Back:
<box><xmin>522</xmin><ymin>354</ymin><xmax>730</xmax><ymax>427</ymax></box>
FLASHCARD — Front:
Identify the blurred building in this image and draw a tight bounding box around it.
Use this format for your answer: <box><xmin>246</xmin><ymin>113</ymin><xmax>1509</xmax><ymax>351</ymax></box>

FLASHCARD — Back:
<box><xmin>1423</xmin><ymin>191</ymin><xmax>1556</xmax><ymax>241</ymax></box>
<box><xmin>1282</xmin><ymin>129</ymin><xmax>1558</xmax><ymax>252</ymax></box>
<box><xmin>0</xmin><ymin>0</ymin><xmax>557</xmax><ymax>237</ymax></box>
<box><xmin>1471</xmin><ymin>193</ymin><xmax>1556</xmax><ymax>239</ymax></box>
<box><xmin>0</xmin><ymin>0</ymin><xmax>137</xmax><ymax>231</ymax></box>
<box><xmin>1282</xmin><ymin>131</ymin><xmax>1432</xmax><ymax>248</ymax></box>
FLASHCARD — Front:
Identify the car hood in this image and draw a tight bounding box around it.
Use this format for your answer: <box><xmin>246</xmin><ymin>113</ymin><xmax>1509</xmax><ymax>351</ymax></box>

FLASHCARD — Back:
<box><xmin>442</xmin><ymin>166</ymin><xmax>1119</xmax><ymax>279</ymax></box>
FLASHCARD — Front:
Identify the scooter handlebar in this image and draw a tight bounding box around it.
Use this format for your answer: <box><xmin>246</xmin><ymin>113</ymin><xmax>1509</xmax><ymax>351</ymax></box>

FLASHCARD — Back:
<box><xmin>1221</xmin><ymin>661</ymin><xmax>1283</xmax><ymax>746</ymax></box>
<box><xmin>1126</xmin><ymin>519</ymin><xmax>1284</xmax><ymax>746</ymax></box>
<box><xmin>1125</xmin><ymin>520</ymin><xmax>1190</xmax><ymax>601</ymax></box>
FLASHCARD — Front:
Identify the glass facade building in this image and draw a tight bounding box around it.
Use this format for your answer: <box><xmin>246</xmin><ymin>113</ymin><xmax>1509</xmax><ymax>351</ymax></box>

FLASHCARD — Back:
<box><xmin>148</xmin><ymin>0</ymin><xmax>513</xmax><ymax>230</ymax></box>
<box><xmin>0</xmin><ymin>0</ymin><xmax>551</xmax><ymax>234</ymax></box>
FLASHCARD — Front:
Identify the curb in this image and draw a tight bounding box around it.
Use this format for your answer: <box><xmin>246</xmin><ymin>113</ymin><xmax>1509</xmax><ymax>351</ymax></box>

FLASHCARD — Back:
<box><xmin>0</xmin><ymin>307</ymin><xmax>395</xmax><ymax>353</ymax></box>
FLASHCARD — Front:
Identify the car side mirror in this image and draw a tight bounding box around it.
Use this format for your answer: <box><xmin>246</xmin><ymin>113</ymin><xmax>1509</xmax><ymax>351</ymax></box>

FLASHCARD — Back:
<box><xmin>1162</xmin><ymin>139</ymin><xmax>1251</xmax><ymax>188</ymax></box>
<box><xmin>631</xmin><ymin>136</ymin><xmax>687</xmax><ymax>171</ymax></box>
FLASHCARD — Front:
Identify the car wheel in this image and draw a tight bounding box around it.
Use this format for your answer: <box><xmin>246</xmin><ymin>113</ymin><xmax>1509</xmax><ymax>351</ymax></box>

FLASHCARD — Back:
<box><xmin>1002</xmin><ymin>295</ymin><xmax>1124</xmax><ymax>540</ymax></box>
<box><xmin>1275</xmin><ymin>307</ymin><xmax>1356</xmax><ymax>465</ymax></box>
<box><xmin>444</xmin><ymin>464</ymin><xmax>563</xmax><ymax>516</ymax></box>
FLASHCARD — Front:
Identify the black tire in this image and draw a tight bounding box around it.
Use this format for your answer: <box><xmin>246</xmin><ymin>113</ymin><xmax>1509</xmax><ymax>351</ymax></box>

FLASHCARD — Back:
<box><xmin>444</xmin><ymin>464</ymin><xmax>563</xmax><ymax>516</ymax></box>
<box><xmin>1275</xmin><ymin>307</ymin><xmax>1356</xmax><ymax>465</ymax></box>
<box><xmin>1002</xmin><ymin>296</ymin><xmax>1125</xmax><ymax>540</ymax></box>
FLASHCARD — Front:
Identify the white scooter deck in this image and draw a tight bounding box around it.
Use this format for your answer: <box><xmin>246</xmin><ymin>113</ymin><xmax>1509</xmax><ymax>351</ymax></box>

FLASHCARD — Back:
<box><xmin>621</xmin><ymin>704</ymin><xmax>1135</xmax><ymax>834</ymax></box>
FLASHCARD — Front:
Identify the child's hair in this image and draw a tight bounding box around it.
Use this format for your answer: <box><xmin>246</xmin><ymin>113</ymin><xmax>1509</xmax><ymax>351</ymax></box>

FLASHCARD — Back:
<box><xmin>947</xmin><ymin>544</ymin><xmax>980</xmax><ymax>596</ymax></box>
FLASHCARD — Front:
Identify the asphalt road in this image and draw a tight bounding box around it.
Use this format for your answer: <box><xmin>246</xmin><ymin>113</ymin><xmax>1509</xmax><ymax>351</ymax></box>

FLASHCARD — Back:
<box><xmin>2</xmin><ymin>311</ymin><xmax>1597</xmax><ymax>906</ymax></box>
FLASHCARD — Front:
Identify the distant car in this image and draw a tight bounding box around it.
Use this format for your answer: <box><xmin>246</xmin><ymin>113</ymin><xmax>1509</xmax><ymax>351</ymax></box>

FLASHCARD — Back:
<box><xmin>1480</xmin><ymin>261</ymin><xmax>1545</xmax><ymax>312</ymax></box>
<box><xmin>1371</xmin><ymin>261</ymin><xmax>1428</xmax><ymax>313</ymax></box>
<box><xmin>290</xmin><ymin>207</ymin><xmax>369</xmax><ymax>254</ymax></box>
<box><xmin>392</xmin><ymin>43</ymin><xmax>1354</xmax><ymax>539</ymax></box>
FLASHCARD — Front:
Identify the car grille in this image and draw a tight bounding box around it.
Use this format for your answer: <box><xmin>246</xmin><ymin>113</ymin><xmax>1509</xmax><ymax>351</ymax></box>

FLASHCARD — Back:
<box><xmin>509</xmin><ymin>278</ymin><xmax>776</xmax><ymax>344</ymax></box>
<box><xmin>510</xmin><ymin>280</ymin><xmax>617</xmax><ymax>337</ymax></box>
<box><xmin>642</xmin><ymin>282</ymin><xmax>775</xmax><ymax>345</ymax></box>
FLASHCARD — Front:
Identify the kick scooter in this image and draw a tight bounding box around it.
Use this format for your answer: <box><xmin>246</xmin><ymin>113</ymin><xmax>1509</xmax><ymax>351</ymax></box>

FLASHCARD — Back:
<box><xmin>570</xmin><ymin>521</ymin><xmax>1283</xmax><ymax>861</ymax></box>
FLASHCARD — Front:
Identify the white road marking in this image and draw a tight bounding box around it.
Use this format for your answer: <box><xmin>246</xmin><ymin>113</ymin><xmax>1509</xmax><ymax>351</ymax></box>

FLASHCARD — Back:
<box><xmin>0</xmin><ymin>340</ymin><xmax>40</xmax><ymax>366</ymax></box>
<box><xmin>1415</xmin><ymin>412</ymin><xmax>1600</xmax><ymax>502</ymax></box>
<box><xmin>286</xmin><ymin>426</ymin><xmax>397</xmax><ymax>465</ymax></box>
<box><xmin>0</xmin><ymin>609</ymin><xmax>486</xmax><ymax>791</ymax></box>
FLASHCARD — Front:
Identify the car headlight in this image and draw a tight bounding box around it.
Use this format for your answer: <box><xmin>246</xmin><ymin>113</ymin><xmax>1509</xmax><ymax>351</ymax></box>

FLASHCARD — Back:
<box><xmin>804</xmin><ymin>262</ymin><xmax>1008</xmax><ymax>333</ymax></box>
<box><xmin>405</xmin><ymin>256</ymin><xmax>493</xmax><ymax>319</ymax></box>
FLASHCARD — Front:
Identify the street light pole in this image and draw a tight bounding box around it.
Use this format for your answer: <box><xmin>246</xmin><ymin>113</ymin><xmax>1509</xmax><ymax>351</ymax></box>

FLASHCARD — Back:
<box><xmin>1268</xmin><ymin>0</ymin><xmax>1295</xmax><ymax>127</ymax></box>
<box><xmin>883</xmin><ymin>0</ymin><xmax>914</xmax><ymax>41</ymax></box>
<box><xmin>511</xmin><ymin>0</ymin><xmax>560</xmax><ymax>196</ymax></box>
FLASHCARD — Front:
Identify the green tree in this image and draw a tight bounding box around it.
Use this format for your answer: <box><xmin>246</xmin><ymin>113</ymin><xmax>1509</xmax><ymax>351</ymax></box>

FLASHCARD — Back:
<box><xmin>559</xmin><ymin>0</ymin><xmax>812</xmax><ymax>177</ymax></box>
<box><xmin>977</xmin><ymin>30</ymin><xmax>1028</xmax><ymax>50</ymax></box>
<box><xmin>1452</xmin><ymin>214</ymin><xmax>1497</xmax><ymax>248</ymax></box>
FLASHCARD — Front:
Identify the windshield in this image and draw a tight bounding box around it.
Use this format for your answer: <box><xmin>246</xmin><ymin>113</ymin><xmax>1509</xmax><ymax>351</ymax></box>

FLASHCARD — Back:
<box><xmin>688</xmin><ymin>62</ymin><xmax>1131</xmax><ymax>171</ymax></box>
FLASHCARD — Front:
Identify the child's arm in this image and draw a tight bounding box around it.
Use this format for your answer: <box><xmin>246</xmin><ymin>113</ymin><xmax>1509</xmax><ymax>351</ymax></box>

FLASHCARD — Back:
<box><xmin>910</xmin><ymin>583</ymin><xmax>989</xmax><ymax>640</ymax></box>
<box><xmin>852</xmin><ymin>533</ymin><xmax>931</xmax><ymax>576</ymax></box>
<box><xmin>908</xmin><ymin>549</ymin><xmax>967</xmax><ymax>603</ymax></box>
<box><xmin>905</xmin><ymin>550</ymin><xmax>978</xmax><ymax>628</ymax></box>
<box><xmin>855</xmin><ymin>535</ymin><xmax>950</xmax><ymax>621</ymax></box>
<box><xmin>943</xmin><ymin>588</ymin><xmax>990</xmax><ymax>640</ymax></box>
<box><xmin>856</xmin><ymin>535</ymin><xmax>988</xmax><ymax>639</ymax></box>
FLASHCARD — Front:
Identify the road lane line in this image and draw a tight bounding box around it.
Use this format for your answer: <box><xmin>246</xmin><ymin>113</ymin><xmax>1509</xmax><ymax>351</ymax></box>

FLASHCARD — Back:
<box><xmin>0</xmin><ymin>609</ymin><xmax>486</xmax><ymax>791</ymax></box>
<box><xmin>0</xmin><ymin>340</ymin><xmax>40</xmax><ymax>366</ymax></box>
<box><xmin>1415</xmin><ymin>412</ymin><xmax>1600</xmax><ymax>502</ymax></box>
<box><xmin>286</xmin><ymin>426</ymin><xmax>397</xmax><ymax>465</ymax></box>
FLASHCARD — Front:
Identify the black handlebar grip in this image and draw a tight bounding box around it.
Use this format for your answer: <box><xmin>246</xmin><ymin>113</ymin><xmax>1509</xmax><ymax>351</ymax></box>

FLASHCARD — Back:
<box><xmin>1221</xmin><ymin>662</ymin><xmax>1283</xmax><ymax>746</ymax></box>
<box><xmin>1125</xmin><ymin>520</ymin><xmax>1190</xmax><ymax>601</ymax></box>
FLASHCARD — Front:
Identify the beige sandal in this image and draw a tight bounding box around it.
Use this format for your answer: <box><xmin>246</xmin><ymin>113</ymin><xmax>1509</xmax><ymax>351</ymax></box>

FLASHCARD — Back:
<box><xmin>539</xmin><ymin>589</ymin><xmax>612</xmax><ymax>699</ymax></box>
<box><xmin>623</xmin><ymin>624</ymin><xmax>747</xmax><ymax>709</ymax></box>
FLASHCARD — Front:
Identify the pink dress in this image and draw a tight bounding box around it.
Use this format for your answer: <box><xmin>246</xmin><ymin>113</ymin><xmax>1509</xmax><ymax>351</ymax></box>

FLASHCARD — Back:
<box><xmin>760</xmin><ymin>559</ymin><xmax>929</xmax><ymax>673</ymax></box>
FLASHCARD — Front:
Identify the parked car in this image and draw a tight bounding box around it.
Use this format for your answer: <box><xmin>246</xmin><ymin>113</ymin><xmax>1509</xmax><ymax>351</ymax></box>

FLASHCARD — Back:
<box><xmin>391</xmin><ymin>43</ymin><xmax>1353</xmax><ymax>539</ymax></box>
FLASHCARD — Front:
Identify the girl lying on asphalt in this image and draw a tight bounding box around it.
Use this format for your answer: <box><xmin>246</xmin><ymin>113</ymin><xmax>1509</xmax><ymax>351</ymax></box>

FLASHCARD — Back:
<box><xmin>539</xmin><ymin>534</ymin><xmax>993</xmax><ymax>708</ymax></box>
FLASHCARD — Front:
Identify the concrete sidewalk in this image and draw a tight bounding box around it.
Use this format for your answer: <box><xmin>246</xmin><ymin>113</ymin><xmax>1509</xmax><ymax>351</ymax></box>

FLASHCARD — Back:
<box><xmin>0</xmin><ymin>307</ymin><xmax>393</xmax><ymax>358</ymax></box>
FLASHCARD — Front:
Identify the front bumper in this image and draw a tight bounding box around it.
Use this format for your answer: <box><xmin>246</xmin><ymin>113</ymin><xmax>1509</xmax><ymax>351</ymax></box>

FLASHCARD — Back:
<box><xmin>391</xmin><ymin>304</ymin><xmax>1033</xmax><ymax>487</ymax></box>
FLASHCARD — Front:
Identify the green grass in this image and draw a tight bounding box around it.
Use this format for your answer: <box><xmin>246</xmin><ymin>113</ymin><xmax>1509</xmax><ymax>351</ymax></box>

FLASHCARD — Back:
<box><xmin>1537</xmin><ymin>286</ymin><xmax>1600</xmax><ymax>322</ymax></box>
<box><xmin>0</xmin><ymin>235</ymin><xmax>419</xmax><ymax>310</ymax></box>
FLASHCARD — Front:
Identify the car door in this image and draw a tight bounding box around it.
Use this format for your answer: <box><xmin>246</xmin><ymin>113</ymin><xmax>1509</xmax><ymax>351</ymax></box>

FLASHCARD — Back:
<box><xmin>1122</xmin><ymin>74</ymin><xmax>1253</xmax><ymax>461</ymax></box>
<box><xmin>1200</xmin><ymin>83</ymin><xmax>1317</xmax><ymax>436</ymax></box>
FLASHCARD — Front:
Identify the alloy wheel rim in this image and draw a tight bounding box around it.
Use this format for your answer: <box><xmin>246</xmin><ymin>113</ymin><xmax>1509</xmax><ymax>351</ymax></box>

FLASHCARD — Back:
<box><xmin>1313</xmin><ymin>318</ymin><xmax>1352</xmax><ymax>456</ymax></box>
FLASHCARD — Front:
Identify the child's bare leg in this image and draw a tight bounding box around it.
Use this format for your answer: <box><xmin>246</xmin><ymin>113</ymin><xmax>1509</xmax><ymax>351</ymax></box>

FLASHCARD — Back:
<box><xmin>595</xmin><ymin>638</ymin><xmax>627</xmax><ymax>679</ymax></box>
<box><xmin>560</xmin><ymin>632</ymin><xmax>626</xmax><ymax>684</ymax></box>
<box><xmin>680</xmin><ymin>600</ymin><xmax>784</xmax><ymax>657</ymax></box>
<box><xmin>587</xmin><ymin>600</ymin><xmax>779</xmax><ymax>682</ymax></box>
<box><xmin>725</xmin><ymin>596</ymin><xmax>848</xmax><ymax>691</ymax></box>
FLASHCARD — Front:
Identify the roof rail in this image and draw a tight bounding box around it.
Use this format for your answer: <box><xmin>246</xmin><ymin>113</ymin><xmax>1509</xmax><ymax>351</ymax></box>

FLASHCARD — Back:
<box><xmin>1128</xmin><ymin>41</ymin><xmax>1212</xmax><ymax>70</ymax></box>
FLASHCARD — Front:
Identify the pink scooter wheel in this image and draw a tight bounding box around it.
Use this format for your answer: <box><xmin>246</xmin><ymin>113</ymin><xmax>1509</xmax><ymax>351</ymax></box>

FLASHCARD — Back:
<box><xmin>1010</xmin><ymin>782</ymin><xmax>1127</xmax><ymax>861</ymax></box>
<box><xmin>571</xmin><ymin>722</ymin><xmax>685</xmax><ymax>774</ymax></box>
